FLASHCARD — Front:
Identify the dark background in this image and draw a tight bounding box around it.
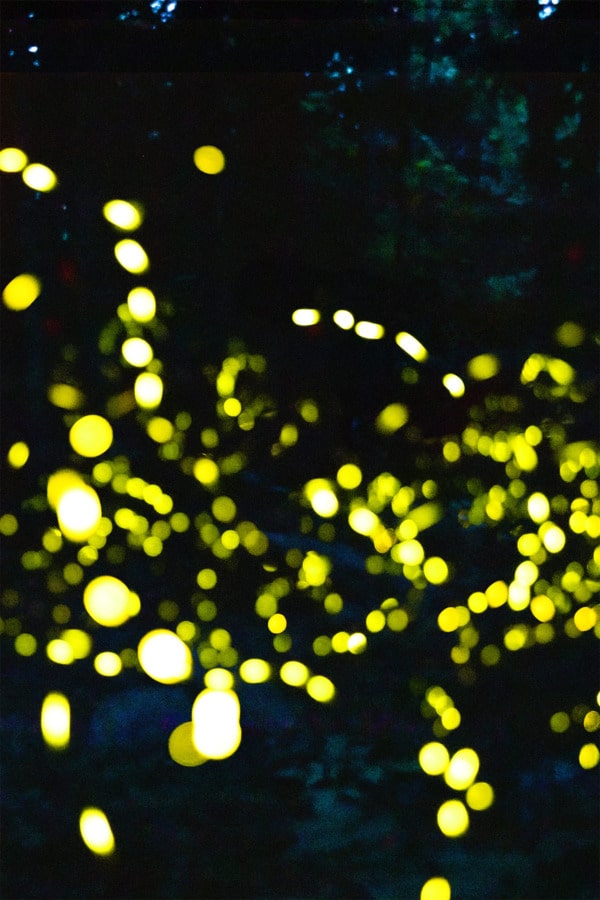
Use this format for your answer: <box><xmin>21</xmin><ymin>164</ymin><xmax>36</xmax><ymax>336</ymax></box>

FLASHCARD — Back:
<box><xmin>1</xmin><ymin>2</ymin><xmax>599</xmax><ymax>898</ymax></box>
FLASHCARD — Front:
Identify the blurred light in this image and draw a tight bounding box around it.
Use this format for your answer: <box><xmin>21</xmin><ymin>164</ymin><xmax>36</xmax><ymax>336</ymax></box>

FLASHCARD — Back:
<box><xmin>114</xmin><ymin>239</ymin><xmax>149</xmax><ymax>274</ymax></box>
<box><xmin>442</xmin><ymin>373</ymin><xmax>465</xmax><ymax>398</ymax></box>
<box><xmin>441</xmin><ymin>708</ymin><xmax>461</xmax><ymax>730</ymax></box>
<box><xmin>348</xmin><ymin>507</ymin><xmax>379</xmax><ymax>536</ymax></box>
<box><xmin>205</xmin><ymin>668</ymin><xmax>235</xmax><ymax>690</ymax></box>
<box><xmin>539</xmin><ymin>523</ymin><xmax>566</xmax><ymax>553</ymax></box>
<box><xmin>2</xmin><ymin>273</ymin><xmax>42</xmax><ymax>310</ymax></box>
<box><xmin>395</xmin><ymin>332</ymin><xmax>428</xmax><ymax>362</ymax></box>
<box><xmin>424</xmin><ymin>557</ymin><xmax>449</xmax><ymax>585</ymax></box>
<box><xmin>306</xmin><ymin>674</ymin><xmax>336</xmax><ymax>702</ymax></box>
<box><xmin>79</xmin><ymin>808</ymin><xmax>115</xmax><ymax>857</ymax></box>
<box><xmin>437</xmin><ymin>799</ymin><xmax>469</xmax><ymax>837</ymax></box>
<box><xmin>193</xmin><ymin>457</ymin><xmax>219</xmax><ymax>486</ymax></box>
<box><xmin>0</xmin><ymin>146</ymin><xmax>28</xmax><ymax>172</ymax></box>
<box><xmin>333</xmin><ymin>309</ymin><xmax>355</xmax><ymax>330</ymax></box>
<box><xmin>57</xmin><ymin>485</ymin><xmax>101</xmax><ymax>542</ymax></box>
<box><xmin>61</xmin><ymin>628</ymin><xmax>92</xmax><ymax>659</ymax></box>
<box><xmin>94</xmin><ymin>652</ymin><xmax>122</xmax><ymax>676</ymax></box>
<box><xmin>310</xmin><ymin>488</ymin><xmax>339</xmax><ymax>518</ymax></box>
<box><xmin>7</xmin><ymin>441</ymin><xmax>29</xmax><ymax>468</ymax></box>
<box><xmin>147</xmin><ymin>416</ymin><xmax>174</xmax><ymax>443</ymax></box>
<box><xmin>387</xmin><ymin>609</ymin><xmax>408</xmax><ymax>631</ymax></box>
<box><xmin>41</xmin><ymin>692</ymin><xmax>70</xmax><ymax>750</ymax></box>
<box><xmin>444</xmin><ymin>748</ymin><xmax>479</xmax><ymax>790</ymax></box>
<box><xmin>223</xmin><ymin>397</ymin><xmax>242</xmax><ymax>417</ymax></box>
<box><xmin>365</xmin><ymin>610</ymin><xmax>386</xmax><ymax>632</ymax></box>
<box><xmin>0</xmin><ymin>513</ymin><xmax>18</xmax><ymax>536</ymax></box>
<box><xmin>555</xmin><ymin>321</ymin><xmax>585</xmax><ymax>348</ymax></box>
<box><xmin>573</xmin><ymin>607</ymin><xmax>597</xmax><ymax>632</ymax></box>
<box><xmin>122</xmin><ymin>337</ymin><xmax>153</xmax><ymax>367</ymax></box>
<box><xmin>579</xmin><ymin>743</ymin><xmax>599</xmax><ymax>769</ymax></box>
<box><xmin>47</xmin><ymin>639</ymin><xmax>74</xmax><ymax>665</ymax></box>
<box><xmin>298</xmin><ymin>399</ymin><xmax>319</xmax><ymax>423</ymax></box>
<box><xmin>421</xmin><ymin>877</ymin><xmax>451</xmax><ymax>900</ymax></box>
<box><xmin>15</xmin><ymin>633</ymin><xmax>37</xmax><ymax>656</ymax></box>
<box><xmin>268</xmin><ymin>613</ymin><xmax>287</xmax><ymax>634</ymax></box>
<box><xmin>336</xmin><ymin>463</ymin><xmax>362</xmax><ymax>489</ymax></box>
<box><xmin>127</xmin><ymin>286</ymin><xmax>156</xmax><ymax>322</ymax></box>
<box><xmin>84</xmin><ymin>575</ymin><xmax>134</xmax><ymax>627</ymax></box>
<box><xmin>134</xmin><ymin>372</ymin><xmax>163</xmax><ymax>408</ymax></box>
<box><xmin>550</xmin><ymin>711</ymin><xmax>570</xmax><ymax>733</ymax></box>
<box><xmin>280</xmin><ymin>660</ymin><xmax>310</xmax><ymax>686</ymax></box>
<box><xmin>527</xmin><ymin>492</ymin><xmax>550</xmax><ymax>523</ymax></box>
<box><xmin>48</xmin><ymin>383</ymin><xmax>85</xmax><ymax>410</ymax></box>
<box><xmin>168</xmin><ymin>721</ymin><xmax>206</xmax><ymax>767</ymax></box>
<box><xmin>103</xmin><ymin>199</ymin><xmax>143</xmax><ymax>230</ymax></box>
<box><xmin>530</xmin><ymin>594</ymin><xmax>555</xmax><ymax>622</ymax></box>
<box><xmin>292</xmin><ymin>308</ymin><xmax>321</xmax><ymax>326</ymax></box>
<box><xmin>212</xmin><ymin>496</ymin><xmax>237</xmax><ymax>523</ymax></box>
<box><xmin>348</xmin><ymin>632</ymin><xmax>367</xmax><ymax>654</ymax></box>
<box><xmin>69</xmin><ymin>415</ymin><xmax>113</xmax><ymax>457</ymax></box>
<box><xmin>22</xmin><ymin>163</ymin><xmax>57</xmax><ymax>191</ymax></box>
<box><xmin>192</xmin><ymin>689</ymin><xmax>241</xmax><ymax>760</ymax></box>
<box><xmin>375</xmin><ymin>402</ymin><xmax>409</xmax><ymax>434</ymax></box>
<box><xmin>138</xmin><ymin>629</ymin><xmax>193</xmax><ymax>683</ymax></box>
<box><xmin>239</xmin><ymin>658</ymin><xmax>271</xmax><ymax>683</ymax></box>
<box><xmin>419</xmin><ymin>741</ymin><xmax>450</xmax><ymax>776</ymax></box>
<box><xmin>466</xmin><ymin>354</ymin><xmax>499</xmax><ymax>380</ymax></box>
<box><xmin>486</xmin><ymin>580</ymin><xmax>508</xmax><ymax>608</ymax></box>
<box><xmin>355</xmin><ymin>320</ymin><xmax>385</xmax><ymax>340</ymax></box>
<box><xmin>193</xmin><ymin>145</ymin><xmax>226</xmax><ymax>175</ymax></box>
<box><xmin>466</xmin><ymin>781</ymin><xmax>494</xmax><ymax>811</ymax></box>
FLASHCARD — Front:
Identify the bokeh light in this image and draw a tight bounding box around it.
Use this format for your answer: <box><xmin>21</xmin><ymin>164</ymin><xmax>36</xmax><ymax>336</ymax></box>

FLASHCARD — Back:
<box><xmin>137</xmin><ymin>629</ymin><xmax>193</xmax><ymax>683</ymax></box>
<box><xmin>103</xmin><ymin>199</ymin><xmax>143</xmax><ymax>230</ymax></box>
<box><xmin>114</xmin><ymin>239</ymin><xmax>149</xmax><ymax>273</ymax></box>
<box><xmin>22</xmin><ymin>162</ymin><xmax>57</xmax><ymax>191</ymax></box>
<box><xmin>69</xmin><ymin>415</ymin><xmax>113</xmax><ymax>457</ymax></box>
<box><xmin>79</xmin><ymin>807</ymin><xmax>115</xmax><ymax>857</ymax></box>
<box><xmin>41</xmin><ymin>692</ymin><xmax>70</xmax><ymax>750</ymax></box>
<box><xmin>0</xmin><ymin>146</ymin><xmax>28</xmax><ymax>172</ymax></box>
<box><xmin>57</xmin><ymin>485</ymin><xmax>102</xmax><ymax>542</ymax></box>
<box><xmin>127</xmin><ymin>286</ymin><xmax>156</xmax><ymax>322</ymax></box>
<box><xmin>421</xmin><ymin>877</ymin><xmax>452</xmax><ymax>900</ymax></box>
<box><xmin>193</xmin><ymin>145</ymin><xmax>226</xmax><ymax>174</ymax></box>
<box><xmin>192</xmin><ymin>689</ymin><xmax>241</xmax><ymax>759</ymax></box>
<box><xmin>2</xmin><ymin>273</ymin><xmax>42</xmax><ymax>310</ymax></box>
<box><xmin>84</xmin><ymin>576</ymin><xmax>134</xmax><ymax>627</ymax></box>
<box><xmin>437</xmin><ymin>799</ymin><xmax>469</xmax><ymax>837</ymax></box>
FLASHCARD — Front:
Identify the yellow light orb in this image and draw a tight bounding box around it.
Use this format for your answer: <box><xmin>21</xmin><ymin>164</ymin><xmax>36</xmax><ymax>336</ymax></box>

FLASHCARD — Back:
<box><xmin>437</xmin><ymin>799</ymin><xmax>469</xmax><ymax>838</ymax></box>
<box><xmin>306</xmin><ymin>674</ymin><xmax>336</xmax><ymax>703</ymax></box>
<box><xmin>94</xmin><ymin>652</ymin><xmax>123</xmax><ymax>677</ymax></box>
<box><xmin>423</xmin><ymin>557</ymin><xmax>449</xmax><ymax>585</ymax></box>
<box><xmin>421</xmin><ymin>877</ymin><xmax>452</xmax><ymax>900</ymax></box>
<box><xmin>310</xmin><ymin>488</ymin><xmax>339</xmax><ymax>518</ymax></box>
<box><xmin>22</xmin><ymin>162</ymin><xmax>57</xmax><ymax>192</ymax></box>
<box><xmin>122</xmin><ymin>337</ymin><xmax>153</xmax><ymax>367</ymax></box>
<box><xmin>134</xmin><ymin>372</ymin><xmax>163</xmax><ymax>409</ymax></box>
<box><xmin>336</xmin><ymin>463</ymin><xmax>362</xmax><ymax>490</ymax></box>
<box><xmin>239</xmin><ymin>658</ymin><xmax>272</xmax><ymax>683</ymax></box>
<box><xmin>0</xmin><ymin>146</ymin><xmax>28</xmax><ymax>172</ymax></box>
<box><xmin>137</xmin><ymin>629</ymin><xmax>193</xmax><ymax>684</ymax></box>
<box><xmin>466</xmin><ymin>353</ymin><xmax>500</xmax><ymax>381</ymax></box>
<box><xmin>192</xmin><ymin>689</ymin><xmax>241</xmax><ymax>760</ymax></box>
<box><xmin>466</xmin><ymin>781</ymin><xmax>495</xmax><ymax>811</ymax></box>
<box><xmin>79</xmin><ymin>807</ymin><xmax>115</xmax><ymax>857</ymax></box>
<box><xmin>555</xmin><ymin>320</ymin><xmax>585</xmax><ymax>348</ymax></box>
<box><xmin>57</xmin><ymin>485</ymin><xmax>102</xmax><ymax>542</ymax></box>
<box><xmin>84</xmin><ymin>575</ymin><xmax>133</xmax><ymax>627</ymax></box>
<box><xmin>442</xmin><ymin>373</ymin><xmax>465</xmax><ymax>398</ymax></box>
<box><xmin>7</xmin><ymin>441</ymin><xmax>29</xmax><ymax>468</ymax></box>
<box><xmin>193</xmin><ymin>457</ymin><xmax>219</xmax><ymax>486</ymax></box>
<box><xmin>69</xmin><ymin>415</ymin><xmax>113</xmax><ymax>458</ymax></box>
<box><xmin>444</xmin><ymin>748</ymin><xmax>480</xmax><ymax>790</ymax></box>
<box><xmin>280</xmin><ymin>660</ymin><xmax>310</xmax><ymax>687</ymax></box>
<box><xmin>103</xmin><ymin>199</ymin><xmax>143</xmax><ymax>230</ymax></box>
<box><xmin>375</xmin><ymin>402</ymin><xmax>409</xmax><ymax>435</ymax></box>
<box><xmin>168</xmin><ymin>721</ymin><xmax>207</xmax><ymax>767</ymax></box>
<box><xmin>193</xmin><ymin>145</ymin><xmax>226</xmax><ymax>175</ymax></box>
<box><xmin>419</xmin><ymin>741</ymin><xmax>450</xmax><ymax>776</ymax></box>
<box><xmin>348</xmin><ymin>507</ymin><xmax>379</xmax><ymax>536</ymax></box>
<box><xmin>114</xmin><ymin>239</ymin><xmax>149</xmax><ymax>274</ymax></box>
<box><xmin>395</xmin><ymin>331</ymin><xmax>428</xmax><ymax>362</ymax></box>
<box><xmin>527</xmin><ymin>492</ymin><xmax>550</xmax><ymax>523</ymax></box>
<box><xmin>47</xmin><ymin>469</ymin><xmax>85</xmax><ymax>510</ymax></box>
<box><xmin>579</xmin><ymin>743</ymin><xmax>600</xmax><ymax>769</ymax></box>
<box><xmin>333</xmin><ymin>309</ymin><xmax>355</xmax><ymax>330</ymax></box>
<box><xmin>355</xmin><ymin>320</ymin><xmax>385</xmax><ymax>340</ymax></box>
<box><xmin>41</xmin><ymin>692</ymin><xmax>70</xmax><ymax>750</ymax></box>
<box><xmin>2</xmin><ymin>273</ymin><xmax>42</xmax><ymax>310</ymax></box>
<box><xmin>292</xmin><ymin>308</ymin><xmax>321</xmax><ymax>326</ymax></box>
<box><xmin>127</xmin><ymin>286</ymin><xmax>156</xmax><ymax>322</ymax></box>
